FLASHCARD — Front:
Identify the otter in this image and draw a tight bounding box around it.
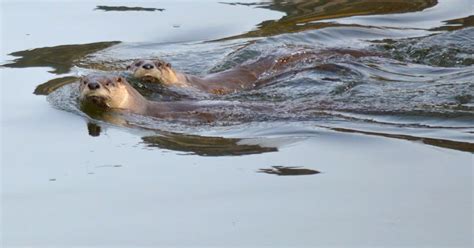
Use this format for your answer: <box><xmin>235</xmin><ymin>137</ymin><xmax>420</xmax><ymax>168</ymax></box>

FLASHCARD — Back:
<box><xmin>127</xmin><ymin>49</ymin><xmax>379</xmax><ymax>95</ymax></box>
<box><xmin>79</xmin><ymin>74</ymin><xmax>215</xmax><ymax>122</ymax></box>
<box><xmin>127</xmin><ymin>59</ymin><xmax>264</xmax><ymax>94</ymax></box>
<box><xmin>126</xmin><ymin>51</ymin><xmax>320</xmax><ymax>95</ymax></box>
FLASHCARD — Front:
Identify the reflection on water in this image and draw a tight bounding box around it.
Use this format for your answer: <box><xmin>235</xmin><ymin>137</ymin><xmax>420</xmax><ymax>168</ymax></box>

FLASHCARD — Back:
<box><xmin>85</xmin><ymin>119</ymin><xmax>277</xmax><ymax>156</ymax></box>
<box><xmin>95</xmin><ymin>6</ymin><xmax>165</xmax><ymax>12</ymax></box>
<box><xmin>432</xmin><ymin>15</ymin><xmax>474</xmax><ymax>31</ymax></box>
<box><xmin>220</xmin><ymin>0</ymin><xmax>437</xmax><ymax>39</ymax></box>
<box><xmin>34</xmin><ymin>76</ymin><xmax>78</xmax><ymax>95</ymax></box>
<box><xmin>142</xmin><ymin>134</ymin><xmax>277</xmax><ymax>156</ymax></box>
<box><xmin>79</xmin><ymin>104</ymin><xmax>279</xmax><ymax>157</ymax></box>
<box><xmin>258</xmin><ymin>166</ymin><xmax>320</xmax><ymax>176</ymax></box>
<box><xmin>87</xmin><ymin>122</ymin><xmax>102</xmax><ymax>137</ymax></box>
<box><xmin>2</xmin><ymin>41</ymin><xmax>120</xmax><ymax>74</ymax></box>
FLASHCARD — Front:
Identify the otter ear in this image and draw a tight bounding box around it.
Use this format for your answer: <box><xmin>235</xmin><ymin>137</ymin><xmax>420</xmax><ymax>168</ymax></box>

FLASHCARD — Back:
<box><xmin>126</xmin><ymin>65</ymin><xmax>131</xmax><ymax>70</ymax></box>
<box><xmin>116</xmin><ymin>76</ymin><xmax>124</xmax><ymax>83</ymax></box>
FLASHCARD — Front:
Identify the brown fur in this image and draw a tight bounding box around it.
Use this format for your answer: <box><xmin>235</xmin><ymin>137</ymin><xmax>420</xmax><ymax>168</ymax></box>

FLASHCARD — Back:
<box><xmin>127</xmin><ymin>49</ymin><xmax>379</xmax><ymax>94</ymax></box>
<box><xmin>127</xmin><ymin>52</ymin><xmax>317</xmax><ymax>94</ymax></box>
<box><xmin>79</xmin><ymin>74</ymin><xmax>215</xmax><ymax>122</ymax></box>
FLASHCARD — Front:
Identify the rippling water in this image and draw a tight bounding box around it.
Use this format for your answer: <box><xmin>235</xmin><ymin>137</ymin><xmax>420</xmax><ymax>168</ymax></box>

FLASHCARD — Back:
<box><xmin>2</xmin><ymin>0</ymin><xmax>472</xmax><ymax>153</ymax></box>
<box><xmin>43</xmin><ymin>25</ymin><xmax>474</xmax><ymax>152</ymax></box>
<box><xmin>2</xmin><ymin>0</ymin><xmax>473</xmax><ymax>246</ymax></box>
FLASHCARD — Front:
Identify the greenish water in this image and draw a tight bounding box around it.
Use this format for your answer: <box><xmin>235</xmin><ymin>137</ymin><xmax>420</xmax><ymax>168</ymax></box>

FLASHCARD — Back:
<box><xmin>1</xmin><ymin>0</ymin><xmax>473</xmax><ymax>247</ymax></box>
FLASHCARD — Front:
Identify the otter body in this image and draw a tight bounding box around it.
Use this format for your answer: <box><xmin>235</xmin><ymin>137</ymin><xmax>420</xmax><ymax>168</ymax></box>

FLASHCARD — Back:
<box><xmin>128</xmin><ymin>59</ymin><xmax>265</xmax><ymax>94</ymax></box>
<box><xmin>79</xmin><ymin>74</ymin><xmax>214</xmax><ymax>121</ymax></box>
<box><xmin>179</xmin><ymin>66</ymin><xmax>263</xmax><ymax>94</ymax></box>
<box><xmin>127</xmin><ymin>49</ymin><xmax>378</xmax><ymax>94</ymax></box>
<box><xmin>127</xmin><ymin>53</ymin><xmax>313</xmax><ymax>94</ymax></box>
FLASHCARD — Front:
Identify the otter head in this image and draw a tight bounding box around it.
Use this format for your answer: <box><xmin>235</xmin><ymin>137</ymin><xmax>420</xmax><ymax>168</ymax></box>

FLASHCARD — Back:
<box><xmin>79</xmin><ymin>75</ymin><xmax>131</xmax><ymax>109</ymax></box>
<box><xmin>127</xmin><ymin>59</ymin><xmax>177</xmax><ymax>85</ymax></box>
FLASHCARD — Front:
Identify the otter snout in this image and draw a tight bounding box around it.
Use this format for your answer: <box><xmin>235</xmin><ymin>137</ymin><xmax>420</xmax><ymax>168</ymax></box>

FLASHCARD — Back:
<box><xmin>88</xmin><ymin>82</ymin><xmax>101</xmax><ymax>90</ymax></box>
<box><xmin>142</xmin><ymin>63</ymin><xmax>154</xmax><ymax>70</ymax></box>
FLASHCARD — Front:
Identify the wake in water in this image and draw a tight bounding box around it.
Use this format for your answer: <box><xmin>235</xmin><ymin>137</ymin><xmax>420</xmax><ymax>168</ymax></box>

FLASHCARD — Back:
<box><xmin>47</xmin><ymin>27</ymin><xmax>474</xmax><ymax>152</ymax></box>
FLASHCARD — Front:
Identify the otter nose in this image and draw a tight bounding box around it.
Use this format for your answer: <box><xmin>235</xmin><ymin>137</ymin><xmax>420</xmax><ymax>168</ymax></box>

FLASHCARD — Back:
<box><xmin>142</xmin><ymin>64</ymin><xmax>154</xmax><ymax>70</ymax></box>
<box><xmin>88</xmin><ymin>82</ymin><xmax>100</xmax><ymax>90</ymax></box>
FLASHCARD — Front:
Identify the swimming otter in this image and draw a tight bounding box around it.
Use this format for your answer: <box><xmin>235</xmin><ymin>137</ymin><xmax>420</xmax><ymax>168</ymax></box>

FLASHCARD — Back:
<box><xmin>126</xmin><ymin>59</ymin><xmax>262</xmax><ymax>94</ymax></box>
<box><xmin>126</xmin><ymin>52</ymin><xmax>319</xmax><ymax>94</ymax></box>
<box><xmin>127</xmin><ymin>49</ymin><xmax>378</xmax><ymax>94</ymax></box>
<box><xmin>79</xmin><ymin>74</ymin><xmax>215</xmax><ymax>122</ymax></box>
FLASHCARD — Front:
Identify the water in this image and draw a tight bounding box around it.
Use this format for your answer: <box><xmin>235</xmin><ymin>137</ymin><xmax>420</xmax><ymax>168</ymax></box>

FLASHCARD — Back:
<box><xmin>45</xmin><ymin>23</ymin><xmax>474</xmax><ymax>151</ymax></box>
<box><xmin>1</xmin><ymin>0</ymin><xmax>473</xmax><ymax>246</ymax></box>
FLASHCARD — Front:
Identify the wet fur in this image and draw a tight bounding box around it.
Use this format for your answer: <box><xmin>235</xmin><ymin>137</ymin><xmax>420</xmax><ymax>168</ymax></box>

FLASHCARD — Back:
<box><xmin>127</xmin><ymin>53</ymin><xmax>315</xmax><ymax>94</ymax></box>
<box><xmin>127</xmin><ymin>49</ymin><xmax>379</xmax><ymax>94</ymax></box>
<box><xmin>79</xmin><ymin>74</ymin><xmax>215</xmax><ymax>122</ymax></box>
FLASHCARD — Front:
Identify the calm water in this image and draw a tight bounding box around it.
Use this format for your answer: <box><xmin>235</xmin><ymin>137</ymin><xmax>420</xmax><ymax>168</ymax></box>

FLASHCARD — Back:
<box><xmin>1</xmin><ymin>0</ymin><xmax>473</xmax><ymax>247</ymax></box>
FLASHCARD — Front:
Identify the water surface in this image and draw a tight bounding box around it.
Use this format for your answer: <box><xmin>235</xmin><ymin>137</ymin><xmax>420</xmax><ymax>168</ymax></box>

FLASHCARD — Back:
<box><xmin>1</xmin><ymin>0</ymin><xmax>473</xmax><ymax>247</ymax></box>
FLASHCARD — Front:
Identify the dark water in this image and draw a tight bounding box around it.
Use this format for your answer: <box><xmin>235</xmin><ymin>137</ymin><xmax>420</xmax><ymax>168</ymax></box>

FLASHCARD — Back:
<box><xmin>1</xmin><ymin>0</ymin><xmax>473</xmax><ymax>246</ymax></box>
<box><xmin>220</xmin><ymin>0</ymin><xmax>439</xmax><ymax>39</ymax></box>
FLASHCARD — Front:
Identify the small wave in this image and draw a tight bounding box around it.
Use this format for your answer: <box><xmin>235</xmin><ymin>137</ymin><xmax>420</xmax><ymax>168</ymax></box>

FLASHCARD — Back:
<box><xmin>378</xmin><ymin>27</ymin><xmax>474</xmax><ymax>67</ymax></box>
<box><xmin>44</xmin><ymin>26</ymin><xmax>474</xmax><ymax>153</ymax></box>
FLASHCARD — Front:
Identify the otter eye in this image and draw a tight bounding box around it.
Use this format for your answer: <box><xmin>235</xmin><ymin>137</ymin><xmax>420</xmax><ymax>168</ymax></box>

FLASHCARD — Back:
<box><xmin>135</xmin><ymin>62</ymin><xmax>142</xmax><ymax>67</ymax></box>
<box><xmin>83</xmin><ymin>81</ymin><xmax>87</xmax><ymax>85</ymax></box>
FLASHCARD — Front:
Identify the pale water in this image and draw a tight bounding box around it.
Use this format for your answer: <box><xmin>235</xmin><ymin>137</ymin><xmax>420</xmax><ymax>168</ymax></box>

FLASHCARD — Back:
<box><xmin>1</xmin><ymin>0</ymin><xmax>473</xmax><ymax>247</ymax></box>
